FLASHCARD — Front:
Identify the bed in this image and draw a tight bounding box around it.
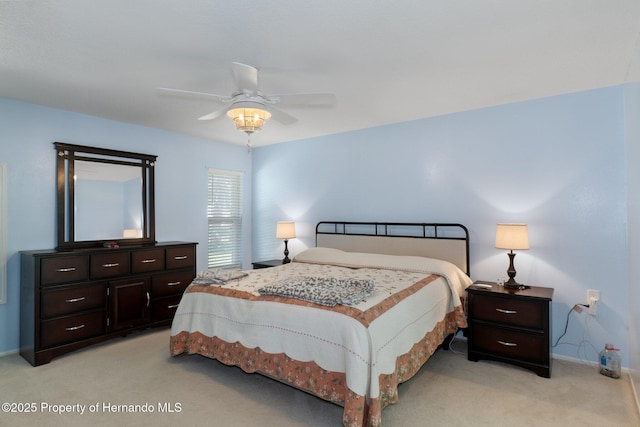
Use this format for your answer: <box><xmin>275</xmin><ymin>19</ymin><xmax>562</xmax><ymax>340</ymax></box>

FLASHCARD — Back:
<box><xmin>170</xmin><ymin>221</ymin><xmax>472</xmax><ymax>427</ymax></box>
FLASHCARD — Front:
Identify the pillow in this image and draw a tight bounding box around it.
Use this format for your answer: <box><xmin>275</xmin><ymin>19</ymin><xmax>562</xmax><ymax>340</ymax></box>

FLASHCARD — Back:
<box><xmin>292</xmin><ymin>247</ymin><xmax>346</xmax><ymax>264</ymax></box>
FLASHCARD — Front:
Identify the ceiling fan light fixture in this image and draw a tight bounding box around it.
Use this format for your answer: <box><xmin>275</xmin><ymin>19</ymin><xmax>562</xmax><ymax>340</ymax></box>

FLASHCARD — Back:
<box><xmin>226</xmin><ymin>103</ymin><xmax>271</xmax><ymax>135</ymax></box>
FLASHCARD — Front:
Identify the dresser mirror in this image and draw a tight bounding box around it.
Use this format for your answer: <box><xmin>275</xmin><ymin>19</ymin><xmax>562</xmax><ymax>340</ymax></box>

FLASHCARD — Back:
<box><xmin>54</xmin><ymin>142</ymin><xmax>157</xmax><ymax>250</ymax></box>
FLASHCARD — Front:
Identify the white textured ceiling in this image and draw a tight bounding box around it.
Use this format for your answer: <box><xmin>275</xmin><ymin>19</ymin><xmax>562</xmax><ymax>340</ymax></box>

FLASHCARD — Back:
<box><xmin>1</xmin><ymin>0</ymin><xmax>640</xmax><ymax>147</ymax></box>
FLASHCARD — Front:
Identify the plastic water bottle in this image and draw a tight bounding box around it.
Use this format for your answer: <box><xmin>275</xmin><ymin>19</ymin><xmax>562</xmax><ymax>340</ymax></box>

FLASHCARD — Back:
<box><xmin>599</xmin><ymin>344</ymin><xmax>621</xmax><ymax>379</ymax></box>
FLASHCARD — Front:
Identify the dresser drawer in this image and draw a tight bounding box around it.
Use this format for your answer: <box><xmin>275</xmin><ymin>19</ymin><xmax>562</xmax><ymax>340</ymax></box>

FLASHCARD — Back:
<box><xmin>41</xmin><ymin>255</ymin><xmax>89</xmax><ymax>285</ymax></box>
<box><xmin>166</xmin><ymin>246</ymin><xmax>195</xmax><ymax>270</ymax></box>
<box><xmin>151</xmin><ymin>270</ymin><xmax>193</xmax><ymax>297</ymax></box>
<box><xmin>151</xmin><ymin>295</ymin><xmax>182</xmax><ymax>322</ymax></box>
<box><xmin>40</xmin><ymin>311</ymin><xmax>106</xmax><ymax>349</ymax></box>
<box><xmin>470</xmin><ymin>294</ymin><xmax>545</xmax><ymax>330</ymax></box>
<box><xmin>41</xmin><ymin>283</ymin><xmax>107</xmax><ymax>319</ymax></box>
<box><xmin>470</xmin><ymin>324</ymin><xmax>546</xmax><ymax>363</ymax></box>
<box><xmin>90</xmin><ymin>252</ymin><xmax>130</xmax><ymax>278</ymax></box>
<box><xmin>132</xmin><ymin>248</ymin><xmax>165</xmax><ymax>273</ymax></box>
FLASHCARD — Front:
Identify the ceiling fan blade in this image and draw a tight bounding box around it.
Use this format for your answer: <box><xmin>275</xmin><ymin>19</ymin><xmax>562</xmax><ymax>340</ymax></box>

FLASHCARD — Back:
<box><xmin>268</xmin><ymin>106</ymin><xmax>298</xmax><ymax>125</ymax></box>
<box><xmin>231</xmin><ymin>62</ymin><xmax>259</xmax><ymax>94</ymax></box>
<box><xmin>269</xmin><ymin>93</ymin><xmax>336</xmax><ymax>105</ymax></box>
<box><xmin>197</xmin><ymin>108</ymin><xmax>227</xmax><ymax>121</ymax></box>
<box><xmin>156</xmin><ymin>87</ymin><xmax>232</xmax><ymax>103</ymax></box>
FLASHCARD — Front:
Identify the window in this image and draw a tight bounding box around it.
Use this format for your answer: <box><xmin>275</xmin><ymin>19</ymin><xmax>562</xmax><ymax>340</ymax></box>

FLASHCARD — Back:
<box><xmin>207</xmin><ymin>169</ymin><xmax>243</xmax><ymax>268</ymax></box>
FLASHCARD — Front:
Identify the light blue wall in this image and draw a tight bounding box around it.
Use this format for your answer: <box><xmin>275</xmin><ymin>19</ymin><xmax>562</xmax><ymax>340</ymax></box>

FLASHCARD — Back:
<box><xmin>253</xmin><ymin>87</ymin><xmax>631</xmax><ymax>367</ymax></box>
<box><xmin>624</xmin><ymin>82</ymin><xmax>640</xmax><ymax>392</ymax></box>
<box><xmin>0</xmin><ymin>97</ymin><xmax>252</xmax><ymax>355</ymax></box>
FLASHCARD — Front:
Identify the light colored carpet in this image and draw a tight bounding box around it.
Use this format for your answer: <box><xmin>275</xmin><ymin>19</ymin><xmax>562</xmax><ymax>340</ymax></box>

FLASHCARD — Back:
<box><xmin>1</xmin><ymin>329</ymin><xmax>638</xmax><ymax>427</ymax></box>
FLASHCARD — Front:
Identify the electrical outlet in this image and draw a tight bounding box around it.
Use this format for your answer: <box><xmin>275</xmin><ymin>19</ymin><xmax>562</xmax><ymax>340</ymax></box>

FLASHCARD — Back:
<box><xmin>587</xmin><ymin>290</ymin><xmax>600</xmax><ymax>315</ymax></box>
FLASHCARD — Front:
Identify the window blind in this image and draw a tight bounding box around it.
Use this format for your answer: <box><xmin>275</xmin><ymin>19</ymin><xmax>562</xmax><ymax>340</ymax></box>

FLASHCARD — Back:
<box><xmin>207</xmin><ymin>169</ymin><xmax>243</xmax><ymax>269</ymax></box>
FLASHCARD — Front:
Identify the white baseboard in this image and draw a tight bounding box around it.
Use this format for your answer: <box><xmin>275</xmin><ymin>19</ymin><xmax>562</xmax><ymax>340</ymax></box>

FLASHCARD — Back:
<box><xmin>629</xmin><ymin>370</ymin><xmax>640</xmax><ymax>420</ymax></box>
<box><xmin>552</xmin><ymin>352</ymin><xmax>598</xmax><ymax>367</ymax></box>
<box><xmin>0</xmin><ymin>348</ymin><xmax>18</xmax><ymax>358</ymax></box>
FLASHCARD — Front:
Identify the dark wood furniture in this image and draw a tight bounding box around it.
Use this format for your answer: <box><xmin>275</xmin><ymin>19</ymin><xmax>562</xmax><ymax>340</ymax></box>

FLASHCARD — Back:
<box><xmin>467</xmin><ymin>281</ymin><xmax>554</xmax><ymax>377</ymax></box>
<box><xmin>251</xmin><ymin>259</ymin><xmax>285</xmax><ymax>269</ymax></box>
<box><xmin>54</xmin><ymin>143</ymin><xmax>157</xmax><ymax>250</ymax></box>
<box><xmin>20</xmin><ymin>242</ymin><xmax>196</xmax><ymax>366</ymax></box>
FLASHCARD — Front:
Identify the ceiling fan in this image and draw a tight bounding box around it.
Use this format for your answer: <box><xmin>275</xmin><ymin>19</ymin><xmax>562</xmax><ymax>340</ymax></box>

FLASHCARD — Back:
<box><xmin>157</xmin><ymin>62</ymin><xmax>336</xmax><ymax>137</ymax></box>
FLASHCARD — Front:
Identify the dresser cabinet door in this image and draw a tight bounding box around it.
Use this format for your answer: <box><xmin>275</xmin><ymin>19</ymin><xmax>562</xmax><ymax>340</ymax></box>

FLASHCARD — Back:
<box><xmin>109</xmin><ymin>277</ymin><xmax>150</xmax><ymax>330</ymax></box>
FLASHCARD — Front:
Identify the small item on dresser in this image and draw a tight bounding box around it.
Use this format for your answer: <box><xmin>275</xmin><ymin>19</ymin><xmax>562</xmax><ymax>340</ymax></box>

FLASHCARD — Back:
<box><xmin>103</xmin><ymin>241</ymin><xmax>119</xmax><ymax>248</ymax></box>
<box><xmin>599</xmin><ymin>344</ymin><xmax>621</xmax><ymax>379</ymax></box>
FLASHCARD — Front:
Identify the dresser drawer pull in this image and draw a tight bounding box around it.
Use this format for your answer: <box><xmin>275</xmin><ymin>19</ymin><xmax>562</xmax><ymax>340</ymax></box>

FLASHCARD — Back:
<box><xmin>167</xmin><ymin>304</ymin><xmax>180</xmax><ymax>309</ymax></box>
<box><xmin>497</xmin><ymin>340</ymin><xmax>518</xmax><ymax>347</ymax></box>
<box><xmin>56</xmin><ymin>267</ymin><xmax>77</xmax><ymax>272</ymax></box>
<box><xmin>146</xmin><ymin>292</ymin><xmax>150</xmax><ymax>308</ymax></box>
<box><xmin>174</xmin><ymin>255</ymin><xmax>188</xmax><ymax>260</ymax></box>
<box><xmin>141</xmin><ymin>259</ymin><xmax>157</xmax><ymax>264</ymax></box>
<box><xmin>65</xmin><ymin>296</ymin><xmax>86</xmax><ymax>303</ymax></box>
<box><xmin>101</xmin><ymin>263</ymin><xmax>120</xmax><ymax>268</ymax></box>
<box><xmin>495</xmin><ymin>308</ymin><xmax>517</xmax><ymax>314</ymax></box>
<box><xmin>65</xmin><ymin>324</ymin><xmax>86</xmax><ymax>331</ymax></box>
<box><xmin>167</xmin><ymin>281</ymin><xmax>181</xmax><ymax>286</ymax></box>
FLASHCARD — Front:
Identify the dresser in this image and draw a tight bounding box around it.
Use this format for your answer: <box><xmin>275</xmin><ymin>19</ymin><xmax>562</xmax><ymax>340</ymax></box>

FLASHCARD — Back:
<box><xmin>20</xmin><ymin>242</ymin><xmax>196</xmax><ymax>366</ymax></box>
<box><xmin>467</xmin><ymin>281</ymin><xmax>554</xmax><ymax>377</ymax></box>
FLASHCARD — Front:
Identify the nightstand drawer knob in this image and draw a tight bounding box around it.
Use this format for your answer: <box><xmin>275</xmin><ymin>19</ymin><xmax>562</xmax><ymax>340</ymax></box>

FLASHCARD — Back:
<box><xmin>496</xmin><ymin>308</ymin><xmax>517</xmax><ymax>314</ymax></box>
<box><xmin>497</xmin><ymin>340</ymin><xmax>518</xmax><ymax>347</ymax></box>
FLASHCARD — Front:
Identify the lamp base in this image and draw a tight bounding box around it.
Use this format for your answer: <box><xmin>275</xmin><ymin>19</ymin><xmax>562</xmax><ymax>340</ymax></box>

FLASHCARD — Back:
<box><xmin>282</xmin><ymin>239</ymin><xmax>291</xmax><ymax>264</ymax></box>
<box><xmin>503</xmin><ymin>251</ymin><xmax>529</xmax><ymax>289</ymax></box>
<box><xmin>503</xmin><ymin>278</ymin><xmax>522</xmax><ymax>289</ymax></box>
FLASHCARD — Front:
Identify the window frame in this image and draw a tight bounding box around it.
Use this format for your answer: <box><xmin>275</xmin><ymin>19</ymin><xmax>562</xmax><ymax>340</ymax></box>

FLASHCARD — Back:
<box><xmin>207</xmin><ymin>168</ymin><xmax>243</xmax><ymax>269</ymax></box>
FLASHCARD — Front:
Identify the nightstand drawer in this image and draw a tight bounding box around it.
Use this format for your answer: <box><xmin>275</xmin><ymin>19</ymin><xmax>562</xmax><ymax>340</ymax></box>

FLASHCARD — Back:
<box><xmin>469</xmin><ymin>294</ymin><xmax>545</xmax><ymax>330</ymax></box>
<box><xmin>470</xmin><ymin>324</ymin><xmax>546</xmax><ymax>363</ymax></box>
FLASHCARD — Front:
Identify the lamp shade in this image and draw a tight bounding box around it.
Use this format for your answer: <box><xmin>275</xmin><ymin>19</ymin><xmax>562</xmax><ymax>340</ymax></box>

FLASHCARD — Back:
<box><xmin>495</xmin><ymin>223</ymin><xmax>529</xmax><ymax>250</ymax></box>
<box><xmin>276</xmin><ymin>221</ymin><xmax>296</xmax><ymax>240</ymax></box>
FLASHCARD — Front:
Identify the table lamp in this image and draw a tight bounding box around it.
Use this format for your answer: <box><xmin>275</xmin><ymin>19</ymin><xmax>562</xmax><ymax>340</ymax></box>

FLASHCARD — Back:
<box><xmin>495</xmin><ymin>223</ymin><xmax>529</xmax><ymax>289</ymax></box>
<box><xmin>276</xmin><ymin>221</ymin><xmax>296</xmax><ymax>263</ymax></box>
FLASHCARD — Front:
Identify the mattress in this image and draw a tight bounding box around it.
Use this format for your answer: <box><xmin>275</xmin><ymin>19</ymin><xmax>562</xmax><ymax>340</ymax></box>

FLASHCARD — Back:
<box><xmin>170</xmin><ymin>247</ymin><xmax>471</xmax><ymax>427</ymax></box>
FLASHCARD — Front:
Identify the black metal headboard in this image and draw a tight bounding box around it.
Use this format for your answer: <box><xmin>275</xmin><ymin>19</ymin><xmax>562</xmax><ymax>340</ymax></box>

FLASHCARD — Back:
<box><xmin>315</xmin><ymin>221</ymin><xmax>470</xmax><ymax>275</ymax></box>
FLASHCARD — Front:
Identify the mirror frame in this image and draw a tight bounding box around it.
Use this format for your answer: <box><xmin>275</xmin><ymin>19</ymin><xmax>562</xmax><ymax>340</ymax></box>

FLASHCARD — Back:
<box><xmin>54</xmin><ymin>142</ymin><xmax>157</xmax><ymax>250</ymax></box>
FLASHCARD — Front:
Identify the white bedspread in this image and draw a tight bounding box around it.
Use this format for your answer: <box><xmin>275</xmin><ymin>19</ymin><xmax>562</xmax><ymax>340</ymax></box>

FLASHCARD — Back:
<box><xmin>171</xmin><ymin>248</ymin><xmax>471</xmax><ymax>402</ymax></box>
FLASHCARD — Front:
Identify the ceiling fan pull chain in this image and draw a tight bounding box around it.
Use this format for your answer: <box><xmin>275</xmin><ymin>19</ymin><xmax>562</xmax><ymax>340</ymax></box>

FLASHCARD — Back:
<box><xmin>247</xmin><ymin>135</ymin><xmax>252</xmax><ymax>153</ymax></box>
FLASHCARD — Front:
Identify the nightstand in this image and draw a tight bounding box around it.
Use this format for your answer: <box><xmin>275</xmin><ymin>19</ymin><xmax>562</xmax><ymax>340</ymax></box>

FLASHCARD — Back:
<box><xmin>251</xmin><ymin>259</ymin><xmax>285</xmax><ymax>269</ymax></box>
<box><xmin>467</xmin><ymin>281</ymin><xmax>554</xmax><ymax>378</ymax></box>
